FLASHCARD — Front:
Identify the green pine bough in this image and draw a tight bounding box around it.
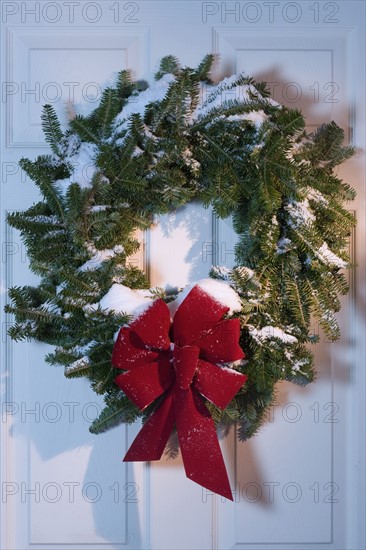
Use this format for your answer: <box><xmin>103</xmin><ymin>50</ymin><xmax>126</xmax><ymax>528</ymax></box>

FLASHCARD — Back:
<box><xmin>5</xmin><ymin>55</ymin><xmax>356</xmax><ymax>441</ymax></box>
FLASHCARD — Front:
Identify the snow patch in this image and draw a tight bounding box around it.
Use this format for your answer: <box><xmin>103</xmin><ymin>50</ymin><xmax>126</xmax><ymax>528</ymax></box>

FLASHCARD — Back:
<box><xmin>113</xmin><ymin>73</ymin><xmax>176</xmax><ymax>132</ymax></box>
<box><xmin>69</xmin><ymin>142</ymin><xmax>98</xmax><ymax>188</ymax></box>
<box><xmin>291</xmin><ymin>358</ymin><xmax>309</xmax><ymax>372</ymax></box>
<box><xmin>42</xmin><ymin>301</ymin><xmax>61</xmax><ymax>314</ymax></box>
<box><xmin>90</xmin><ymin>205</ymin><xmax>108</xmax><ymax>212</ymax></box>
<box><xmin>41</xmin><ymin>229</ymin><xmax>67</xmax><ymax>239</ymax></box>
<box><xmin>316</xmin><ymin>242</ymin><xmax>347</xmax><ymax>269</ymax></box>
<box><xmin>307</xmin><ymin>187</ymin><xmax>329</xmax><ymax>206</ymax></box>
<box><xmin>132</xmin><ymin>146</ymin><xmax>144</xmax><ymax>157</ymax></box>
<box><xmin>55</xmin><ymin>139</ymin><xmax>99</xmax><ymax>194</ymax></box>
<box><xmin>78</xmin><ymin>245</ymin><xmax>124</xmax><ymax>271</ymax></box>
<box><xmin>91</xmin><ymin>284</ymin><xmax>154</xmax><ymax>318</ymax></box>
<box><xmin>210</xmin><ymin>266</ymin><xmax>233</xmax><ymax>280</ymax></box>
<box><xmin>168</xmin><ymin>278</ymin><xmax>242</xmax><ymax>317</ymax></box>
<box><xmin>65</xmin><ymin>356</ymin><xmax>90</xmax><ymax>374</ymax></box>
<box><xmin>249</xmin><ymin>326</ymin><xmax>297</xmax><ymax>344</ymax></box>
<box><xmin>182</xmin><ymin>148</ymin><xmax>201</xmax><ymax>172</ymax></box>
<box><xmin>285</xmin><ymin>137</ymin><xmax>311</xmax><ymax>161</ymax></box>
<box><xmin>285</xmin><ymin>199</ymin><xmax>315</xmax><ymax>227</ymax></box>
<box><xmin>276</xmin><ymin>237</ymin><xmax>292</xmax><ymax>254</ymax></box>
<box><xmin>24</xmin><ymin>215</ymin><xmax>60</xmax><ymax>224</ymax></box>
<box><xmin>226</xmin><ymin>110</ymin><xmax>268</xmax><ymax>128</ymax></box>
<box><xmin>189</xmin><ymin>75</ymin><xmax>279</xmax><ymax>123</ymax></box>
<box><xmin>190</xmin><ymin>77</ymin><xmax>250</xmax><ymax>121</ymax></box>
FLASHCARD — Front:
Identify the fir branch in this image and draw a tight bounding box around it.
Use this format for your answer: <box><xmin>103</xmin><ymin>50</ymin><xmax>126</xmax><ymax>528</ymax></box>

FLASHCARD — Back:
<box><xmin>89</xmin><ymin>398</ymin><xmax>140</xmax><ymax>433</ymax></box>
<box><xmin>194</xmin><ymin>53</ymin><xmax>215</xmax><ymax>83</ymax></box>
<box><xmin>41</xmin><ymin>104</ymin><xmax>64</xmax><ymax>156</ymax></box>
<box><xmin>155</xmin><ymin>55</ymin><xmax>180</xmax><ymax>80</ymax></box>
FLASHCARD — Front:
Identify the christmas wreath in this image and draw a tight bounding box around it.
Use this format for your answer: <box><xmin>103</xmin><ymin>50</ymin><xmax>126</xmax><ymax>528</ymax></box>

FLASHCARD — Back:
<box><xmin>6</xmin><ymin>55</ymin><xmax>355</xmax><ymax>498</ymax></box>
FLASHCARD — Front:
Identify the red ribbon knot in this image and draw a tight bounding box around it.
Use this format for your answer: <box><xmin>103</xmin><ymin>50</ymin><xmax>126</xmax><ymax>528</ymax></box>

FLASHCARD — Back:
<box><xmin>112</xmin><ymin>285</ymin><xmax>247</xmax><ymax>500</ymax></box>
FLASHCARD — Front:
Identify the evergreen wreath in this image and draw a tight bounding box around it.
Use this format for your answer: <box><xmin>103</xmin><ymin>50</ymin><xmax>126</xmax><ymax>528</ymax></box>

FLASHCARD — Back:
<box><xmin>6</xmin><ymin>54</ymin><xmax>356</xmax><ymax>442</ymax></box>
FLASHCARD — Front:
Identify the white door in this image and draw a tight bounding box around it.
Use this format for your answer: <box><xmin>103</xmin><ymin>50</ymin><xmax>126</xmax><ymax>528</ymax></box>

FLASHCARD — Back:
<box><xmin>1</xmin><ymin>2</ymin><xmax>365</xmax><ymax>549</ymax></box>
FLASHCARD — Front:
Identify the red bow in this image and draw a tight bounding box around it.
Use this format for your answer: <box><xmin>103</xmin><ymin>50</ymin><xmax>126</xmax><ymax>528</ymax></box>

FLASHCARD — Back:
<box><xmin>112</xmin><ymin>285</ymin><xmax>247</xmax><ymax>500</ymax></box>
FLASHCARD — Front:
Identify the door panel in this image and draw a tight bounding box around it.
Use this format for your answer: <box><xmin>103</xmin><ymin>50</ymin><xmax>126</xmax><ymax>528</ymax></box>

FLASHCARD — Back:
<box><xmin>6</xmin><ymin>28</ymin><xmax>149</xmax><ymax>147</ymax></box>
<box><xmin>212</xmin><ymin>21</ymin><xmax>360</xmax><ymax>549</ymax></box>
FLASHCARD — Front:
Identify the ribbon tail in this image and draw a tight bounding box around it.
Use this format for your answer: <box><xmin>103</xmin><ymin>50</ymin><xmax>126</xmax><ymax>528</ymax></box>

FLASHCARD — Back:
<box><xmin>124</xmin><ymin>392</ymin><xmax>175</xmax><ymax>462</ymax></box>
<box><xmin>174</xmin><ymin>387</ymin><xmax>233</xmax><ymax>501</ymax></box>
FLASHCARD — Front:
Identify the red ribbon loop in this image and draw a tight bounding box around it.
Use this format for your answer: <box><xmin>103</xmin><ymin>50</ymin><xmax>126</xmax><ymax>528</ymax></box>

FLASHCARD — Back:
<box><xmin>112</xmin><ymin>285</ymin><xmax>248</xmax><ymax>500</ymax></box>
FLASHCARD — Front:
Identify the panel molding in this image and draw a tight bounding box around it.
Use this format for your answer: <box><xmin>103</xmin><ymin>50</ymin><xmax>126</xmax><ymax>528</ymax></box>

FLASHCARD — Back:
<box><xmin>212</xmin><ymin>25</ymin><xmax>360</xmax><ymax>548</ymax></box>
<box><xmin>6</xmin><ymin>26</ymin><xmax>150</xmax><ymax>148</ymax></box>
<box><xmin>213</xmin><ymin>28</ymin><xmax>361</xmax><ymax>550</ymax></box>
<box><xmin>0</xmin><ymin>217</ymin><xmax>147</xmax><ymax>549</ymax></box>
<box><xmin>212</xmin><ymin>26</ymin><xmax>353</xmax><ymax>140</ymax></box>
